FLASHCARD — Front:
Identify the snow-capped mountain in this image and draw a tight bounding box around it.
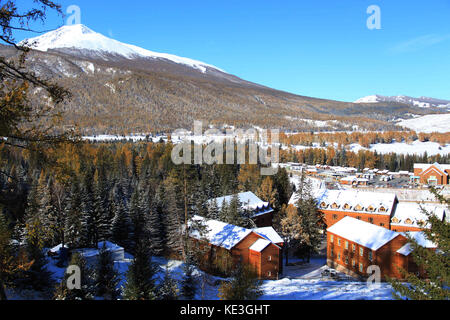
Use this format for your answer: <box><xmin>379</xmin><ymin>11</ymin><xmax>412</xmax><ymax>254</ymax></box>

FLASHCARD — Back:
<box><xmin>355</xmin><ymin>95</ymin><xmax>450</xmax><ymax>109</ymax></box>
<box><xmin>19</xmin><ymin>24</ymin><xmax>224</xmax><ymax>74</ymax></box>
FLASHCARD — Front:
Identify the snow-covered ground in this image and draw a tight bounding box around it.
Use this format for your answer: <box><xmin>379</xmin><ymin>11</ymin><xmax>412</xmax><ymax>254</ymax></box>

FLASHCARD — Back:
<box><xmin>7</xmin><ymin>254</ymin><xmax>395</xmax><ymax>300</ymax></box>
<box><xmin>396</xmin><ymin>114</ymin><xmax>450</xmax><ymax>133</ymax></box>
<box><xmin>348</xmin><ymin>140</ymin><xmax>450</xmax><ymax>156</ymax></box>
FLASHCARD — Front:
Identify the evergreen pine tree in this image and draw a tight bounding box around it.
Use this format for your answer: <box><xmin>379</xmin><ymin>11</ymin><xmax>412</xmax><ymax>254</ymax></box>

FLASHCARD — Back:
<box><xmin>181</xmin><ymin>253</ymin><xmax>197</xmax><ymax>300</ymax></box>
<box><xmin>64</xmin><ymin>177</ymin><xmax>82</xmax><ymax>248</ymax></box>
<box><xmin>54</xmin><ymin>253</ymin><xmax>95</xmax><ymax>300</ymax></box>
<box><xmin>148</xmin><ymin>187</ymin><xmax>165</xmax><ymax>256</ymax></box>
<box><xmin>94</xmin><ymin>169</ymin><xmax>112</xmax><ymax>243</ymax></box>
<box><xmin>80</xmin><ymin>171</ymin><xmax>96</xmax><ymax>247</ymax></box>
<box><xmin>207</xmin><ymin>198</ymin><xmax>220</xmax><ymax>220</ymax></box>
<box><xmin>218</xmin><ymin>263</ymin><xmax>263</xmax><ymax>300</ymax></box>
<box><xmin>388</xmin><ymin>188</ymin><xmax>450</xmax><ymax>300</ymax></box>
<box><xmin>111</xmin><ymin>199</ymin><xmax>132</xmax><ymax>250</ymax></box>
<box><xmin>95</xmin><ymin>242</ymin><xmax>120</xmax><ymax>300</ymax></box>
<box><xmin>157</xmin><ymin>266</ymin><xmax>179</xmax><ymax>300</ymax></box>
<box><xmin>122</xmin><ymin>240</ymin><xmax>158</xmax><ymax>300</ymax></box>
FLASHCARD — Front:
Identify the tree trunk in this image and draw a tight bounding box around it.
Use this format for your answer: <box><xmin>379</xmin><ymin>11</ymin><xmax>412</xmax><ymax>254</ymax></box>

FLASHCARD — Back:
<box><xmin>0</xmin><ymin>278</ymin><xmax>7</xmax><ymax>301</ymax></box>
<box><xmin>285</xmin><ymin>243</ymin><xmax>289</xmax><ymax>266</ymax></box>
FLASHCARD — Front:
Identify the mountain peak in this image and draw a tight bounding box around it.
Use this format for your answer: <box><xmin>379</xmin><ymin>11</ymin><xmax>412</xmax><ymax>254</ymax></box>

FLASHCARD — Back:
<box><xmin>355</xmin><ymin>94</ymin><xmax>450</xmax><ymax>109</ymax></box>
<box><xmin>18</xmin><ymin>24</ymin><xmax>225</xmax><ymax>74</ymax></box>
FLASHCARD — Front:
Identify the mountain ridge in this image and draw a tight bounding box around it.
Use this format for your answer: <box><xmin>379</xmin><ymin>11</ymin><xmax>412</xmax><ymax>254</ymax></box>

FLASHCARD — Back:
<box><xmin>355</xmin><ymin>95</ymin><xmax>450</xmax><ymax>109</ymax></box>
<box><xmin>3</xmin><ymin>25</ymin><xmax>442</xmax><ymax>134</ymax></box>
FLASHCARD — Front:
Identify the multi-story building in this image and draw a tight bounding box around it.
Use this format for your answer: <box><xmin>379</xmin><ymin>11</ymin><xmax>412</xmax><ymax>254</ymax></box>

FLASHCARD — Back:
<box><xmin>412</xmin><ymin>163</ymin><xmax>450</xmax><ymax>185</ymax></box>
<box><xmin>317</xmin><ymin>190</ymin><xmax>398</xmax><ymax>229</ymax></box>
<box><xmin>326</xmin><ymin>217</ymin><xmax>437</xmax><ymax>280</ymax></box>
<box><xmin>189</xmin><ymin>215</ymin><xmax>283</xmax><ymax>280</ymax></box>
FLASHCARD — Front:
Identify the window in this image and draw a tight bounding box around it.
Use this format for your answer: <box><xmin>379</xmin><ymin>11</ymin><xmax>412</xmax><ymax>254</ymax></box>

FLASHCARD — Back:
<box><xmin>368</xmin><ymin>217</ymin><xmax>374</xmax><ymax>224</ymax></box>
<box><xmin>333</xmin><ymin>214</ymin><xmax>338</xmax><ymax>220</ymax></box>
<box><xmin>338</xmin><ymin>252</ymin><xmax>341</xmax><ymax>261</ymax></box>
<box><xmin>330</xmin><ymin>247</ymin><xmax>334</xmax><ymax>257</ymax></box>
<box><xmin>359</xmin><ymin>263</ymin><xmax>364</xmax><ymax>273</ymax></box>
<box><xmin>352</xmin><ymin>244</ymin><xmax>356</xmax><ymax>253</ymax></box>
<box><xmin>380</xmin><ymin>223</ymin><xmax>385</xmax><ymax>227</ymax></box>
<box><xmin>345</xmin><ymin>241</ymin><xmax>349</xmax><ymax>250</ymax></box>
<box><xmin>352</xmin><ymin>260</ymin><xmax>356</xmax><ymax>268</ymax></box>
<box><xmin>268</xmin><ymin>271</ymin><xmax>272</xmax><ymax>277</ymax></box>
<box><xmin>356</xmin><ymin>216</ymin><xmax>362</xmax><ymax>220</ymax></box>
<box><xmin>338</xmin><ymin>238</ymin><xmax>341</xmax><ymax>246</ymax></box>
<box><xmin>268</xmin><ymin>256</ymin><xmax>272</xmax><ymax>261</ymax></box>
<box><xmin>345</xmin><ymin>257</ymin><xmax>349</xmax><ymax>265</ymax></box>
<box><xmin>368</xmin><ymin>251</ymin><xmax>373</xmax><ymax>261</ymax></box>
<box><xmin>360</xmin><ymin>247</ymin><xmax>364</xmax><ymax>257</ymax></box>
<box><xmin>330</xmin><ymin>235</ymin><xmax>334</xmax><ymax>243</ymax></box>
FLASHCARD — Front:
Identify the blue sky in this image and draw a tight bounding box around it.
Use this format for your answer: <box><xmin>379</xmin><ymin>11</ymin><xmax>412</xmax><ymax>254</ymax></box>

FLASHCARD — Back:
<box><xmin>15</xmin><ymin>0</ymin><xmax>450</xmax><ymax>102</ymax></box>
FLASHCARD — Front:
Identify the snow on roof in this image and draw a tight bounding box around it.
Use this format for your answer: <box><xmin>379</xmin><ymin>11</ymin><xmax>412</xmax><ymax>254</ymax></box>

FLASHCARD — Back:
<box><xmin>317</xmin><ymin>190</ymin><xmax>397</xmax><ymax>215</ymax></box>
<box><xmin>414</xmin><ymin>163</ymin><xmax>450</xmax><ymax>173</ymax></box>
<box><xmin>249</xmin><ymin>239</ymin><xmax>272</xmax><ymax>252</ymax></box>
<box><xmin>253</xmin><ymin>227</ymin><xmax>284</xmax><ymax>244</ymax></box>
<box><xmin>190</xmin><ymin>215</ymin><xmax>252</xmax><ymax>250</ymax></box>
<box><xmin>397</xmin><ymin>232</ymin><xmax>437</xmax><ymax>256</ymax></box>
<box><xmin>73</xmin><ymin>241</ymin><xmax>123</xmax><ymax>258</ymax></box>
<box><xmin>391</xmin><ymin>202</ymin><xmax>447</xmax><ymax>228</ymax></box>
<box><xmin>50</xmin><ymin>244</ymin><xmax>69</xmax><ymax>253</ymax></box>
<box><xmin>211</xmin><ymin>191</ymin><xmax>273</xmax><ymax>217</ymax></box>
<box><xmin>289</xmin><ymin>176</ymin><xmax>327</xmax><ymax>206</ymax></box>
<box><xmin>327</xmin><ymin>217</ymin><xmax>401</xmax><ymax>251</ymax></box>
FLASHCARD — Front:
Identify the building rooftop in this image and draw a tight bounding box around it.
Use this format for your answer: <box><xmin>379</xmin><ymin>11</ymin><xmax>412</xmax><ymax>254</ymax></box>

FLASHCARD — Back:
<box><xmin>211</xmin><ymin>191</ymin><xmax>273</xmax><ymax>217</ymax></box>
<box><xmin>253</xmin><ymin>227</ymin><xmax>284</xmax><ymax>244</ymax></box>
<box><xmin>190</xmin><ymin>215</ymin><xmax>252</xmax><ymax>250</ymax></box>
<box><xmin>391</xmin><ymin>202</ymin><xmax>447</xmax><ymax>228</ymax></box>
<box><xmin>317</xmin><ymin>189</ymin><xmax>397</xmax><ymax>215</ymax></box>
<box><xmin>249</xmin><ymin>239</ymin><xmax>272</xmax><ymax>252</ymax></box>
<box><xmin>327</xmin><ymin>217</ymin><xmax>401</xmax><ymax>251</ymax></box>
<box><xmin>397</xmin><ymin>232</ymin><xmax>437</xmax><ymax>256</ymax></box>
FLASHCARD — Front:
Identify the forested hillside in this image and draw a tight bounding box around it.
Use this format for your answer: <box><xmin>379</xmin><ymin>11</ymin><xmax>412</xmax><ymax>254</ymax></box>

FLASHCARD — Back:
<box><xmin>0</xmin><ymin>44</ymin><xmax>438</xmax><ymax>135</ymax></box>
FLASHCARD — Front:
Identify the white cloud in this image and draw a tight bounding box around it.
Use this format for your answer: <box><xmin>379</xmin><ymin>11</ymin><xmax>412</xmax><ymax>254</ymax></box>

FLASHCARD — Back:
<box><xmin>389</xmin><ymin>34</ymin><xmax>450</xmax><ymax>53</ymax></box>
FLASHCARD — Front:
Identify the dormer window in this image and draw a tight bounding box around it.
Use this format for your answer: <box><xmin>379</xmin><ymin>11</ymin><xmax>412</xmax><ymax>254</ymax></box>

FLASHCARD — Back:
<box><xmin>379</xmin><ymin>206</ymin><xmax>386</xmax><ymax>213</ymax></box>
<box><xmin>367</xmin><ymin>206</ymin><xmax>375</xmax><ymax>212</ymax></box>
<box><xmin>321</xmin><ymin>202</ymin><xmax>328</xmax><ymax>209</ymax></box>
<box><xmin>331</xmin><ymin>203</ymin><xmax>340</xmax><ymax>209</ymax></box>
<box><xmin>405</xmin><ymin>218</ymin><xmax>413</xmax><ymax>225</ymax></box>
<box><xmin>343</xmin><ymin>203</ymin><xmax>352</xmax><ymax>210</ymax></box>
<box><xmin>392</xmin><ymin>217</ymin><xmax>400</xmax><ymax>224</ymax></box>
<box><xmin>354</xmin><ymin>204</ymin><xmax>363</xmax><ymax>211</ymax></box>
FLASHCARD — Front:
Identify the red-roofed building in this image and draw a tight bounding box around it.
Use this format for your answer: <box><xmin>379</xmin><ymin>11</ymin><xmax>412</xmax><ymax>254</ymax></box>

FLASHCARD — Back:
<box><xmin>189</xmin><ymin>216</ymin><xmax>283</xmax><ymax>279</ymax></box>
<box><xmin>326</xmin><ymin>217</ymin><xmax>437</xmax><ymax>280</ymax></box>
<box><xmin>413</xmin><ymin>163</ymin><xmax>450</xmax><ymax>185</ymax></box>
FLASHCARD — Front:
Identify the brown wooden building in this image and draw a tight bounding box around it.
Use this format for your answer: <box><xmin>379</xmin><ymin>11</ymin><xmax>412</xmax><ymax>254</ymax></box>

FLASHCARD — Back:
<box><xmin>317</xmin><ymin>190</ymin><xmax>398</xmax><ymax>230</ymax></box>
<box><xmin>189</xmin><ymin>216</ymin><xmax>283</xmax><ymax>280</ymax></box>
<box><xmin>314</xmin><ymin>189</ymin><xmax>447</xmax><ymax>233</ymax></box>
<box><xmin>326</xmin><ymin>217</ymin><xmax>437</xmax><ymax>280</ymax></box>
<box><xmin>413</xmin><ymin>163</ymin><xmax>450</xmax><ymax>185</ymax></box>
